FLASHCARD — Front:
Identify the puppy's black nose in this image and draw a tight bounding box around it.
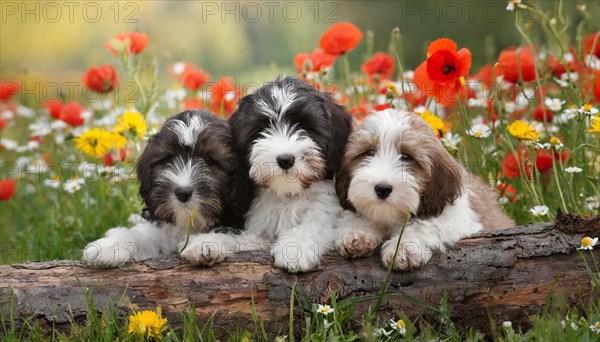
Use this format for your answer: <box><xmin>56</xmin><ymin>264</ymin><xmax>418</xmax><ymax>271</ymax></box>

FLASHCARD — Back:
<box><xmin>276</xmin><ymin>154</ymin><xmax>295</xmax><ymax>170</ymax></box>
<box><xmin>374</xmin><ymin>183</ymin><xmax>393</xmax><ymax>200</ymax></box>
<box><xmin>175</xmin><ymin>187</ymin><xmax>193</xmax><ymax>203</ymax></box>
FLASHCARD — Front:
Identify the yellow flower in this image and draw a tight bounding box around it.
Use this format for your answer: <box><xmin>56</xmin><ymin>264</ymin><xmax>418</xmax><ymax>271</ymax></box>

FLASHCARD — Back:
<box><xmin>111</xmin><ymin>132</ymin><xmax>127</xmax><ymax>149</ymax></box>
<box><xmin>128</xmin><ymin>307</ymin><xmax>168</xmax><ymax>340</ymax></box>
<box><xmin>589</xmin><ymin>115</ymin><xmax>600</xmax><ymax>134</ymax></box>
<box><xmin>507</xmin><ymin>120</ymin><xmax>540</xmax><ymax>141</ymax></box>
<box><xmin>549</xmin><ymin>136</ymin><xmax>560</xmax><ymax>145</ymax></box>
<box><xmin>75</xmin><ymin>128</ymin><xmax>115</xmax><ymax>158</ymax></box>
<box><xmin>419</xmin><ymin>110</ymin><xmax>444</xmax><ymax>134</ymax></box>
<box><xmin>114</xmin><ymin>110</ymin><xmax>147</xmax><ymax>139</ymax></box>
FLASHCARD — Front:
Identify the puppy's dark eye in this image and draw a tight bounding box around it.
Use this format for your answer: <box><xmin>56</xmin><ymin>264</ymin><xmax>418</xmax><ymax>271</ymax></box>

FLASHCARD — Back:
<box><xmin>400</xmin><ymin>153</ymin><xmax>413</xmax><ymax>162</ymax></box>
<box><xmin>365</xmin><ymin>149</ymin><xmax>376</xmax><ymax>157</ymax></box>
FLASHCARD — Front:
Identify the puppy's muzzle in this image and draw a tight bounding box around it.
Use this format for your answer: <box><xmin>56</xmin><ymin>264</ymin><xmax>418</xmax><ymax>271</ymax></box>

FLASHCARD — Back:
<box><xmin>374</xmin><ymin>183</ymin><xmax>393</xmax><ymax>200</ymax></box>
<box><xmin>276</xmin><ymin>154</ymin><xmax>295</xmax><ymax>170</ymax></box>
<box><xmin>175</xmin><ymin>187</ymin><xmax>193</xmax><ymax>203</ymax></box>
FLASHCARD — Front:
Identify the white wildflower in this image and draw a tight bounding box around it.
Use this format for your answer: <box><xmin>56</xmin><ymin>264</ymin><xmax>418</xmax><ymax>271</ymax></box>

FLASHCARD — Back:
<box><xmin>564</xmin><ymin>166</ymin><xmax>583</xmax><ymax>174</ymax></box>
<box><xmin>529</xmin><ymin>205</ymin><xmax>549</xmax><ymax>217</ymax></box>
<box><xmin>544</xmin><ymin>97</ymin><xmax>566</xmax><ymax>112</ymax></box>
<box><xmin>441</xmin><ymin>132</ymin><xmax>462</xmax><ymax>150</ymax></box>
<box><xmin>466</xmin><ymin>124</ymin><xmax>492</xmax><ymax>138</ymax></box>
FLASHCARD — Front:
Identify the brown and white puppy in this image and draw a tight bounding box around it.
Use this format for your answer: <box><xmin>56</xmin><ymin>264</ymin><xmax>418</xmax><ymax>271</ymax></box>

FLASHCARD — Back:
<box><xmin>335</xmin><ymin>109</ymin><xmax>514</xmax><ymax>270</ymax></box>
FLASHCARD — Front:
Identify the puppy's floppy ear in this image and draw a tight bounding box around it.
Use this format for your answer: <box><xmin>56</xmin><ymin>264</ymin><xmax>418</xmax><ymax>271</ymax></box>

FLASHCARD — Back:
<box><xmin>418</xmin><ymin>143</ymin><xmax>463</xmax><ymax>218</ymax></box>
<box><xmin>136</xmin><ymin>133</ymin><xmax>160</xmax><ymax>206</ymax></box>
<box><xmin>227</xmin><ymin>102</ymin><xmax>256</xmax><ymax>221</ymax></box>
<box><xmin>324</xmin><ymin>99</ymin><xmax>354</xmax><ymax>179</ymax></box>
<box><xmin>335</xmin><ymin>157</ymin><xmax>355</xmax><ymax>211</ymax></box>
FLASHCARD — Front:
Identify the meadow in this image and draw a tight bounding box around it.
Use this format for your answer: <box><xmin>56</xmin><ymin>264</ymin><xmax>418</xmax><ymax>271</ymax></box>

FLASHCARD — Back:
<box><xmin>0</xmin><ymin>0</ymin><xmax>599</xmax><ymax>340</ymax></box>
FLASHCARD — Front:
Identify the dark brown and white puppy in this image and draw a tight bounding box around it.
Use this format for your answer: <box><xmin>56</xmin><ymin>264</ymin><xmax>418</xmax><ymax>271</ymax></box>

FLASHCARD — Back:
<box><xmin>184</xmin><ymin>76</ymin><xmax>353</xmax><ymax>272</ymax></box>
<box><xmin>82</xmin><ymin>109</ymin><xmax>241</xmax><ymax>267</ymax></box>
<box><xmin>335</xmin><ymin>109</ymin><xmax>514</xmax><ymax>270</ymax></box>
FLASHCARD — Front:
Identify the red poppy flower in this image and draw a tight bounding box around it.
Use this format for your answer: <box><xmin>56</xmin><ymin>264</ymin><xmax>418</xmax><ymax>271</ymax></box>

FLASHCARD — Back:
<box><xmin>477</xmin><ymin>64</ymin><xmax>504</xmax><ymax>90</ymax></box>
<box><xmin>498</xmin><ymin>46</ymin><xmax>537</xmax><ymax>83</ymax></box>
<box><xmin>105</xmin><ymin>32</ymin><xmax>148</xmax><ymax>55</ymax></box>
<box><xmin>373</xmin><ymin>103</ymin><xmax>392</xmax><ymax>111</ymax></box>
<box><xmin>103</xmin><ymin>149</ymin><xmax>127</xmax><ymax>167</ymax></box>
<box><xmin>362</xmin><ymin>52</ymin><xmax>395</xmax><ymax>80</ymax></box>
<box><xmin>414</xmin><ymin>38</ymin><xmax>472</xmax><ymax>106</ymax></box>
<box><xmin>535</xmin><ymin>149</ymin><xmax>553</xmax><ymax>173</ymax></box>
<box><xmin>0</xmin><ymin>81</ymin><xmax>19</xmax><ymax>103</ymax></box>
<box><xmin>45</xmin><ymin>99</ymin><xmax>63</xmax><ymax>119</ymax></box>
<box><xmin>554</xmin><ymin>149</ymin><xmax>569</xmax><ymax>163</ymax></box>
<box><xmin>182</xmin><ymin>67</ymin><xmax>211</xmax><ymax>91</ymax></box>
<box><xmin>294</xmin><ymin>49</ymin><xmax>337</xmax><ymax>73</ymax></box>
<box><xmin>0</xmin><ymin>118</ymin><xmax>7</xmax><ymax>129</ymax></box>
<box><xmin>583</xmin><ymin>33</ymin><xmax>600</xmax><ymax>59</ymax></box>
<box><xmin>502</xmin><ymin>149</ymin><xmax>530</xmax><ymax>179</ymax></box>
<box><xmin>319</xmin><ymin>22</ymin><xmax>363</xmax><ymax>56</ymax></box>
<box><xmin>182</xmin><ymin>97</ymin><xmax>206</xmax><ymax>110</ymax></box>
<box><xmin>209</xmin><ymin>77</ymin><xmax>240</xmax><ymax>116</ymax></box>
<box><xmin>533</xmin><ymin>103</ymin><xmax>552</xmax><ymax>122</ymax></box>
<box><xmin>83</xmin><ymin>65</ymin><xmax>118</xmax><ymax>93</ymax></box>
<box><xmin>501</xmin><ymin>184</ymin><xmax>518</xmax><ymax>203</ymax></box>
<box><xmin>546</xmin><ymin>51</ymin><xmax>579</xmax><ymax>77</ymax></box>
<box><xmin>60</xmin><ymin>101</ymin><xmax>85</xmax><ymax>126</ymax></box>
<box><xmin>0</xmin><ymin>179</ymin><xmax>16</xmax><ymax>200</ymax></box>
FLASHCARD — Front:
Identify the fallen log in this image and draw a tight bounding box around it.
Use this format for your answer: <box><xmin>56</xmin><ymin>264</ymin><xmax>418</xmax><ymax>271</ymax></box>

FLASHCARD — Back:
<box><xmin>1</xmin><ymin>220</ymin><xmax>599</xmax><ymax>337</ymax></box>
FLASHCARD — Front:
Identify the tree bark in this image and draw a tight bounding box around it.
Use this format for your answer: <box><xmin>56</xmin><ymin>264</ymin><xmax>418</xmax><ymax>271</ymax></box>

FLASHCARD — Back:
<box><xmin>1</xmin><ymin>220</ymin><xmax>599</xmax><ymax>336</ymax></box>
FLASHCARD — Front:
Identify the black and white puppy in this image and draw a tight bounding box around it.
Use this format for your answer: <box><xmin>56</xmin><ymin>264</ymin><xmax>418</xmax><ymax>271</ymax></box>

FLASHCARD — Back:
<box><xmin>82</xmin><ymin>109</ymin><xmax>241</xmax><ymax>267</ymax></box>
<box><xmin>182</xmin><ymin>76</ymin><xmax>353</xmax><ymax>272</ymax></box>
<box><xmin>335</xmin><ymin>109</ymin><xmax>515</xmax><ymax>270</ymax></box>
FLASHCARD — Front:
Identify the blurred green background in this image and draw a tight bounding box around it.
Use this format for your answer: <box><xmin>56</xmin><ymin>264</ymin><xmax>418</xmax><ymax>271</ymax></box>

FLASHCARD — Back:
<box><xmin>1</xmin><ymin>0</ymin><xmax>598</xmax><ymax>87</ymax></box>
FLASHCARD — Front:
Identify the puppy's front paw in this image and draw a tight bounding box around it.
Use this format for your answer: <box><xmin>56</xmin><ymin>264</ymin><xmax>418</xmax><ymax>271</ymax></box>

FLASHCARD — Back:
<box><xmin>337</xmin><ymin>231</ymin><xmax>380</xmax><ymax>258</ymax></box>
<box><xmin>180</xmin><ymin>239</ymin><xmax>225</xmax><ymax>266</ymax></box>
<box><xmin>82</xmin><ymin>237</ymin><xmax>137</xmax><ymax>268</ymax></box>
<box><xmin>272</xmin><ymin>238</ymin><xmax>321</xmax><ymax>273</ymax></box>
<box><xmin>380</xmin><ymin>237</ymin><xmax>432</xmax><ymax>271</ymax></box>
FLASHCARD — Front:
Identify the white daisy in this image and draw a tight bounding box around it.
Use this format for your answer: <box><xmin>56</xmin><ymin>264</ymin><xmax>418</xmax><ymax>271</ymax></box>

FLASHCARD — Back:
<box><xmin>389</xmin><ymin>319</ymin><xmax>407</xmax><ymax>335</ymax></box>
<box><xmin>564</xmin><ymin>166</ymin><xmax>583</xmax><ymax>174</ymax></box>
<box><xmin>555</xmin><ymin>72</ymin><xmax>579</xmax><ymax>87</ymax></box>
<box><xmin>590</xmin><ymin>321</ymin><xmax>600</xmax><ymax>333</ymax></box>
<box><xmin>544</xmin><ymin>97</ymin><xmax>566</xmax><ymax>112</ymax></box>
<box><xmin>530</xmin><ymin>205</ymin><xmax>549</xmax><ymax>217</ymax></box>
<box><xmin>578</xmin><ymin>104</ymin><xmax>599</xmax><ymax>116</ymax></box>
<box><xmin>441</xmin><ymin>132</ymin><xmax>462</xmax><ymax>150</ymax></box>
<box><xmin>579</xmin><ymin>237</ymin><xmax>598</xmax><ymax>250</ymax></box>
<box><xmin>466</xmin><ymin>124</ymin><xmax>492</xmax><ymax>138</ymax></box>
<box><xmin>503</xmin><ymin>321</ymin><xmax>512</xmax><ymax>328</ymax></box>
<box><xmin>316</xmin><ymin>304</ymin><xmax>334</xmax><ymax>315</ymax></box>
<box><xmin>43</xmin><ymin>177</ymin><xmax>61</xmax><ymax>189</ymax></box>
<box><xmin>63</xmin><ymin>178</ymin><xmax>84</xmax><ymax>193</ymax></box>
